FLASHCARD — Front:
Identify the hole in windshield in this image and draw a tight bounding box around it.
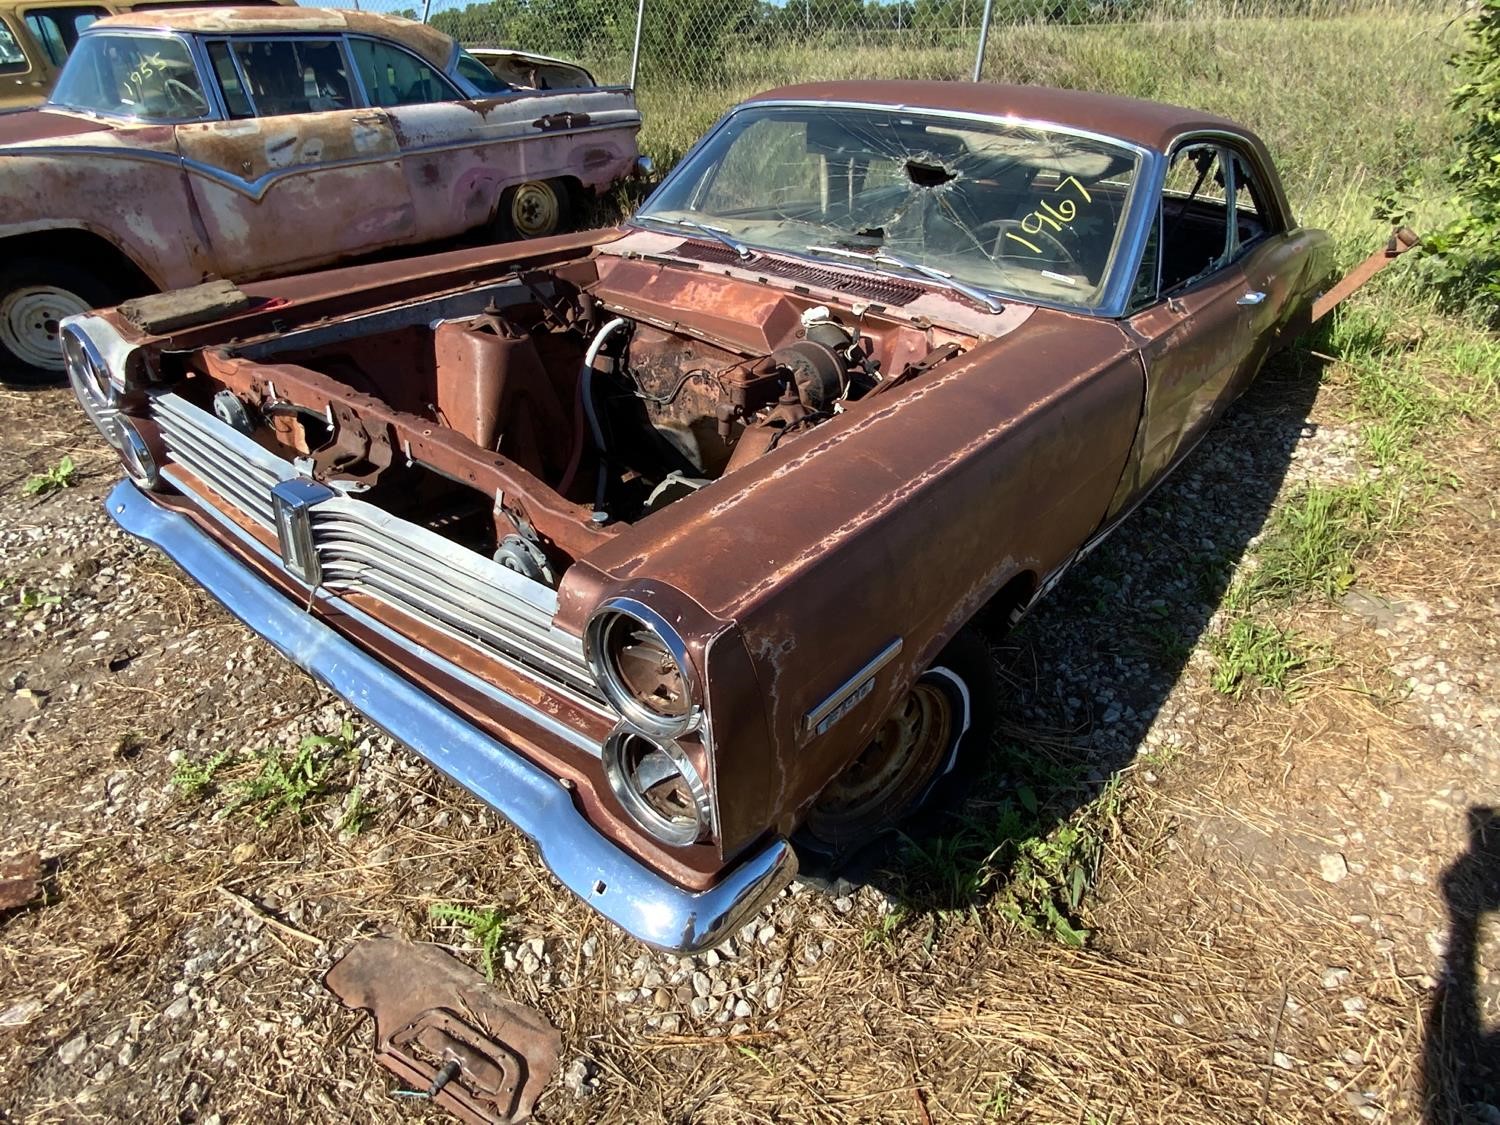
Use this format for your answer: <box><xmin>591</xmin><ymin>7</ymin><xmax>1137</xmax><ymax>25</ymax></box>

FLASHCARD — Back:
<box><xmin>905</xmin><ymin>158</ymin><xmax>957</xmax><ymax>188</ymax></box>
<box><xmin>639</xmin><ymin>105</ymin><xmax>1143</xmax><ymax>310</ymax></box>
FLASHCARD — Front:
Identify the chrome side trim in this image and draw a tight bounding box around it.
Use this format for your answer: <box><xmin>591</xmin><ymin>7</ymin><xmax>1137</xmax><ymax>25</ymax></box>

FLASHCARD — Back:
<box><xmin>10</xmin><ymin>114</ymin><xmax>641</xmax><ymax>202</ymax></box>
<box><xmin>804</xmin><ymin>637</ymin><xmax>903</xmax><ymax>736</ymax></box>
<box><xmin>107</xmin><ymin>480</ymin><xmax>796</xmax><ymax>951</ymax></box>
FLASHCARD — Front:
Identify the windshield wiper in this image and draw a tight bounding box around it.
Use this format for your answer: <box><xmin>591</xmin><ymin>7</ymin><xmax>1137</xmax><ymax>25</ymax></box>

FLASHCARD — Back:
<box><xmin>646</xmin><ymin>216</ymin><xmax>754</xmax><ymax>261</ymax></box>
<box><xmin>805</xmin><ymin>245</ymin><xmax>1003</xmax><ymax>313</ymax></box>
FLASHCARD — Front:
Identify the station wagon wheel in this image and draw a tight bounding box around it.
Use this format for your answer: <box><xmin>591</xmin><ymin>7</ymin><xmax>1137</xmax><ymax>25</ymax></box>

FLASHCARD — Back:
<box><xmin>497</xmin><ymin>179</ymin><xmax>571</xmax><ymax>240</ymax></box>
<box><xmin>802</xmin><ymin>628</ymin><xmax>997</xmax><ymax>856</ymax></box>
<box><xmin>0</xmin><ymin>259</ymin><xmax>127</xmax><ymax>387</ymax></box>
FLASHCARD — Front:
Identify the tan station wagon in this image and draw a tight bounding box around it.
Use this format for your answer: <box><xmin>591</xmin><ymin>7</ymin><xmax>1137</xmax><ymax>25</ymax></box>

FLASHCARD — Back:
<box><xmin>0</xmin><ymin>6</ymin><xmax>641</xmax><ymax>381</ymax></box>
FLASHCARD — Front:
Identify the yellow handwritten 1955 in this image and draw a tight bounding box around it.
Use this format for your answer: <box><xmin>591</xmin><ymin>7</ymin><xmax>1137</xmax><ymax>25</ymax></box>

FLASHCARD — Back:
<box><xmin>1005</xmin><ymin>175</ymin><xmax>1093</xmax><ymax>255</ymax></box>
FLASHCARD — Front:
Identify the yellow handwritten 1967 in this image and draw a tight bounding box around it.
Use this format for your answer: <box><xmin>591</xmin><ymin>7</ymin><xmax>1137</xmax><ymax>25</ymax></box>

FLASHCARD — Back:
<box><xmin>1005</xmin><ymin>175</ymin><xmax>1093</xmax><ymax>255</ymax></box>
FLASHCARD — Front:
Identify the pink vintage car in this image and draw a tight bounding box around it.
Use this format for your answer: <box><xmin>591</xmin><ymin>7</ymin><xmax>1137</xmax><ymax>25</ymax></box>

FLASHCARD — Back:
<box><xmin>0</xmin><ymin>6</ymin><xmax>641</xmax><ymax>381</ymax></box>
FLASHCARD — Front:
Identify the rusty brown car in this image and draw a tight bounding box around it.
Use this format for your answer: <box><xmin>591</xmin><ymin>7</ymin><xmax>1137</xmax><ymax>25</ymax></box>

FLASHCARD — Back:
<box><xmin>0</xmin><ymin>6</ymin><xmax>640</xmax><ymax>380</ymax></box>
<box><xmin>65</xmin><ymin>81</ymin><xmax>1406</xmax><ymax>951</ymax></box>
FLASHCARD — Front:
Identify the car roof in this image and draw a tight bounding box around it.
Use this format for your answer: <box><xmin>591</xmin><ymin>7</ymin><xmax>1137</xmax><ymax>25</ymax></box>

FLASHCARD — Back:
<box><xmin>748</xmin><ymin>80</ymin><xmax>1250</xmax><ymax>154</ymax></box>
<box><xmin>88</xmin><ymin>6</ymin><xmax>455</xmax><ymax>71</ymax></box>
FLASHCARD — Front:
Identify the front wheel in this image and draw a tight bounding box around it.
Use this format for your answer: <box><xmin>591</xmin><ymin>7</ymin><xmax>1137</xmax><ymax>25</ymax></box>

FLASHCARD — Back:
<box><xmin>801</xmin><ymin>627</ymin><xmax>997</xmax><ymax>859</ymax></box>
<box><xmin>0</xmin><ymin>259</ymin><xmax>127</xmax><ymax>387</ymax></box>
<box><xmin>495</xmin><ymin>179</ymin><xmax>573</xmax><ymax>241</ymax></box>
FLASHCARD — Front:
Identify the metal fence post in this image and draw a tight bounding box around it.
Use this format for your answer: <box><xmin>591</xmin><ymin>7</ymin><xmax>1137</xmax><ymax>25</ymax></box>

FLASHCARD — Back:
<box><xmin>971</xmin><ymin>0</ymin><xmax>994</xmax><ymax>81</ymax></box>
<box><xmin>419</xmin><ymin>0</ymin><xmax>432</xmax><ymax>23</ymax></box>
<box><xmin>630</xmin><ymin>0</ymin><xmax>646</xmax><ymax>89</ymax></box>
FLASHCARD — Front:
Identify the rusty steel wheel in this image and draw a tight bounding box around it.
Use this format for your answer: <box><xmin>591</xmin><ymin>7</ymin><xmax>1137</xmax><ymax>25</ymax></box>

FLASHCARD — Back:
<box><xmin>0</xmin><ymin>258</ymin><xmax>125</xmax><ymax>387</ymax></box>
<box><xmin>500</xmin><ymin>180</ymin><xmax>568</xmax><ymax>240</ymax></box>
<box><xmin>804</xmin><ymin>629</ymin><xmax>994</xmax><ymax>854</ymax></box>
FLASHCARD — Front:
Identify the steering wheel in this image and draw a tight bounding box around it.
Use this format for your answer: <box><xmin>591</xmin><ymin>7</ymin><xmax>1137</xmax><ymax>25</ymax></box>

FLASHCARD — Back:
<box><xmin>984</xmin><ymin>218</ymin><xmax>1082</xmax><ymax>274</ymax></box>
<box><xmin>163</xmin><ymin>77</ymin><xmax>208</xmax><ymax>114</ymax></box>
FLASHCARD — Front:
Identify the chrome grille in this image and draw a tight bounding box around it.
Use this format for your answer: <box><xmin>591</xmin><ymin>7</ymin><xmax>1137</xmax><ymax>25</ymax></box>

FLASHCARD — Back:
<box><xmin>151</xmin><ymin>392</ymin><xmax>608</xmax><ymax>715</ymax></box>
<box><xmin>155</xmin><ymin>392</ymin><xmax>291</xmax><ymax>527</ymax></box>
<box><xmin>309</xmin><ymin>499</ymin><xmax>604</xmax><ymax>704</ymax></box>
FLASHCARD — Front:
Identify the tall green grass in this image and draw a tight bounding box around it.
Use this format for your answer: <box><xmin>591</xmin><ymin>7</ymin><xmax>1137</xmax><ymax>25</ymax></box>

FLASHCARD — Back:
<box><xmin>631</xmin><ymin>10</ymin><xmax>1463</xmax><ymax>275</ymax></box>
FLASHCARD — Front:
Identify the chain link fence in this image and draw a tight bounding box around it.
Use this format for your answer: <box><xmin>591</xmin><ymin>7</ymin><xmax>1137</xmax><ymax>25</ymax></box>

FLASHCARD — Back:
<box><xmin>314</xmin><ymin>0</ymin><xmax>1461</xmax><ymax>200</ymax></box>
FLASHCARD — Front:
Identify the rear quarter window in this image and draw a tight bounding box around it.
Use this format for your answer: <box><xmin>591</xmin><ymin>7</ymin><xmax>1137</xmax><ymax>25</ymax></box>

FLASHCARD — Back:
<box><xmin>0</xmin><ymin>18</ymin><xmax>30</xmax><ymax>74</ymax></box>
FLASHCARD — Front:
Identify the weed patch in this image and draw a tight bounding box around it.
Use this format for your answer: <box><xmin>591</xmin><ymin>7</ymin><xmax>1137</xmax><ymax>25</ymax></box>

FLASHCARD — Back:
<box><xmin>1209</xmin><ymin>615</ymin><xmax>1309</xmax><ymax>698</ymax></box>
<box><xmin>428</xmin><ymin>903</ymin><xmax>508</xmax><ymax>980</ymax></box>
<box><xmin>171</xmin><ymin>722</ymin><xmax>362</xmax><ymax>826</ymax></box>
<box><xmin>891</xmin><ymin>758</ymin><xmax>1120</xmax><ymax>947</ymax></box>
<box><xmin>22</xmin><ymin>457</ymin><xmax>76</xmax><ymax>498</ymax></box>
<box><xmin>1240</xmin><ymin>478</ymin><xmax>1405</xmax><ymax>604</ymax></box>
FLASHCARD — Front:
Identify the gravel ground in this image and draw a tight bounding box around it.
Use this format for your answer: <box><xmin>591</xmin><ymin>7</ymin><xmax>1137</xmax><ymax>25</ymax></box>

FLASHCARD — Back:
<box><xmin>0</xmin><ymin>326</ymin><xmax>1496</xmax><ymax>1122</ymax></box>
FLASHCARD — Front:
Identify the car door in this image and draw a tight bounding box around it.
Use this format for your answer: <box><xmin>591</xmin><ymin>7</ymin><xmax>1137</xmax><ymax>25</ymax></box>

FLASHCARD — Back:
<box><xmin>349</xmin><ymin>35</ymin><xmax>636</xmax><ymax>243</ymax></box>
<box><xmin>1113</xmin><ymin>141</ymin><xmax>1258</xmax><ymax>503</ymax></box>
<box><xmin>173</xmin><ymin>33</ymin><xmax>417</xmax><ymax>281</ymax></box>
<box><xmin>0</xmin><ymin>12</ymin><xmax>48</xmax><ymax>107</ymax></box>
<box><xmin>1221</xmin><ymin>148</ymin><xmax>1304</xmax><ymax>402</ymax></box>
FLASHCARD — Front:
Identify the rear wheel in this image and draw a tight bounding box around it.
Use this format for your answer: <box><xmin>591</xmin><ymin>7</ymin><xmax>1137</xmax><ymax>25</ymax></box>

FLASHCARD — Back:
<box><xmin>0</xmin><ymin>259</ymin><xmax>128</xmax><ymax>387</ymax></box>
<box><xmin>496</xmin><ymin>179</ymin><xmax>572</xmax><ymax>240</ymax></box>
<box><xmin>801</xmin><ymin>627</ymin><xmax>997</xmax><ymax>860</ymax></box>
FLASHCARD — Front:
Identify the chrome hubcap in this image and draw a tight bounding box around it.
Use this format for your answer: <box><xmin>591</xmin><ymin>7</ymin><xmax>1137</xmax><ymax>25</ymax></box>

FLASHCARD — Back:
<box><xmin>511</xmin><ymin>181</ymin><xmax>560</xmax><ymax>238</ymax></box>
<box><xmin>0</xmin><ymin>285</ymin><xmax>91</xmax><ymax>371</ymax></box>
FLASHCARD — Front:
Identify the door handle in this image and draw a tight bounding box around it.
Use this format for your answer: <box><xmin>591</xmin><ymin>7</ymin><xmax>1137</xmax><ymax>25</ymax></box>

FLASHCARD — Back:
<box><xmin>351</xmin><ymin>112</ymin><xmax>385</xmax><ymax>125</ymax></box>
<box><xmin>1237</xmin><ymin>290</ymin><xmax>1267</xmax><ymax>306</ymax></box>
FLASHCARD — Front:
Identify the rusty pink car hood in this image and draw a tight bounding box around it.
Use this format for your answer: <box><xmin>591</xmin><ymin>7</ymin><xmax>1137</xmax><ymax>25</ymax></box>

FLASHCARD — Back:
<box><xmin>0</xmin><ymin>108</ymin><xmax>117</xmax><ymax>146</ymax></box>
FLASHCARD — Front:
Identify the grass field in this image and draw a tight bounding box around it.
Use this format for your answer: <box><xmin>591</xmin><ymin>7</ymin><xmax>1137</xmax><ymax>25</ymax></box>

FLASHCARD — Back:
<box><xmin>631</xmin><ymin>11</ymin><xmax>1465</xmax><ymax>273</ymax></box>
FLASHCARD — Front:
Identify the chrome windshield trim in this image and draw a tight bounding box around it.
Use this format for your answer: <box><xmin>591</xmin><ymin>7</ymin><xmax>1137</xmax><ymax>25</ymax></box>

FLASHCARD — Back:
<box><xmin>632</xmin><ymin>97</ymin><xmax>1161</xmax><ymax>319</ymax></box>
<box><xmin>106</xmin><ymin>480</ymin><xmax>795</xmax><ymax>951</ymax></box>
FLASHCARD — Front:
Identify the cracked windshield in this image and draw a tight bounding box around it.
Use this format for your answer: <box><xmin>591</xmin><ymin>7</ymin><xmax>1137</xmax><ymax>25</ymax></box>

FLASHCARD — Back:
<box><xmin>639</xmin><ymin>104</ymin><xmax>1143</xmax><ymax>309</ymax></box>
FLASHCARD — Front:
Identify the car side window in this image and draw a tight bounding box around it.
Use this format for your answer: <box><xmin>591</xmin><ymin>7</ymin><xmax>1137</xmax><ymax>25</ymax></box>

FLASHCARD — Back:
<box><xmin>1158</xmin><ymin>143</ymin><xmax>1233</xmax><ymax>295</ymax></box>
<box><xmin>350</xmin><ymin>37</ymin><xmax>456</xmax><ymax>107</ymax></box>
<box><xmin>0</xmin><ymin>19</ymin><xmax>27</xmax><ymax>75</ymax></box>
<box><xmin>227</xmin><ymin>37</ymin><xmax>352</xmax><ymax>116</ymax></box>
<box><xmin>1230</xmin><ymin>152</ymin><xmax>1279</xmax><ymax>255</ymax></box>
<box><xmin>22</xmin><ymin>7</ymin><xmax>105</xmax><ymax>67</ymax></box>
<box><xmin>205</xmin><ymin>40</ymin><xmax>253</xmax><ymax>118</ymax></box>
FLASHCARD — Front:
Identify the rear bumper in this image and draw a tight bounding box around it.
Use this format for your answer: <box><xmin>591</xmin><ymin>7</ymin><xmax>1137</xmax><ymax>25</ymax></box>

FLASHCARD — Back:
<box><xmin>106</xmin><ymin>479</ymin><xmax>795</xmax><ymax>952</ymax></box>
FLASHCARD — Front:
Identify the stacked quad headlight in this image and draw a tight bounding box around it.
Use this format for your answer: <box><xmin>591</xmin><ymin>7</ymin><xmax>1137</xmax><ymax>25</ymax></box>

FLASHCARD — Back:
<box><xmin>587</xmin><ymin>597</ymin><xmax>712</xmax><ymax>846</ymax></box>
<box><xmin>61</xmin><ymin>318</ymin><xmax>159</xmax><ymax>490</ymax></box>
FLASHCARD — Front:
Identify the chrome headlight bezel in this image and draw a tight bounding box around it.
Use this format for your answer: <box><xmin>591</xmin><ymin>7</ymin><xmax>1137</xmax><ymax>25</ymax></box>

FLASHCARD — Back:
<box><xmin>602</xmin><ymin>726</ymin><xmax>711</xmax><ymax>847</ymax></box>
<box><xmin>112</xmin><ymin>415</ymin><xmax>160</xmax><ymax>490</ymax></box>
<box><xmin>585</xmin><ymin>597</ymin><xmax>701</xmax><ymax>738</ymax></box>
<box><xmin>62</xmin><ymin>321</ymin><xmax>119</xmax><ymax>433</ymax></box>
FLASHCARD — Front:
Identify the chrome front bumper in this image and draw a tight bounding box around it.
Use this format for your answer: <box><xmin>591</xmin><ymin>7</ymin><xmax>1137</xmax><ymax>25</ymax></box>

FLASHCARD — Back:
<box><xmin>107</xmin><ymin>480</ymin><xmax>796</xmax><ymax>952</ymax></box>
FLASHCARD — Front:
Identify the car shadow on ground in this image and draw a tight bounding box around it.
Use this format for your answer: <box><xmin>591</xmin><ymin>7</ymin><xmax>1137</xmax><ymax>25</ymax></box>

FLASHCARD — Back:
<box><xmin>1422</xmin><ymin>806</ymin><xmax>1500</xmax><ymax>1122</ymax></box>
<box><xmin>837</xmin><ymin>324</ymin><xmax>1353</xmax><ymax>926</ymax></box>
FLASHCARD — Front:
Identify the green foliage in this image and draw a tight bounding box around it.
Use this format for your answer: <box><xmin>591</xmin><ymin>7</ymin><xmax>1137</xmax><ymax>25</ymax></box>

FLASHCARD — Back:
<box><xmin>226</xmin><ymin>722</ymin><xmax>358</xmax><ymax>825</ymax></box>
<box><xmin>1239</xmin><ymin>479</ymin><xmax>1403</xmax><ymax>604</ymax></box>
<box><xmin>1209</xmin><ymin>615</ymin><xmax>1307</xmax><ymax>698</ymax></box>
<box><xmin>1424</xmin><ymin>0</ymin><xmax>1500</xmax><ymax>320</ymax></box>
<box><xmin>171</xmin><ymin>721</ymin><xmax>362</xmax><ymax>826</ymax></box>
<box><xmin>429</xmin><ymin>902</ymin><xmax>508</xmax><ymax>980</ymax></box>
<box><xmin>171</xmin><ymin>749</ymin><xmax>235</xmax><ymax>797</ymax></box>
<box><xmin>12</xmin><ymin>588</ymin><xmax>61</xmax><ymax>614</ymax></box>
<box><xmin>892</xmin><ymin>756</ymin><xmax>1118</xmax><ymax>947</ymax></box>
<box><xmin>337</xmin><ymin>786</ymin><xmax>376</xmax><ymax>836</ymax></box>
<box><xmin>23</xmin><ymin>456</ymin><xmax>76</xmax><ymax>497</ymax></box>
